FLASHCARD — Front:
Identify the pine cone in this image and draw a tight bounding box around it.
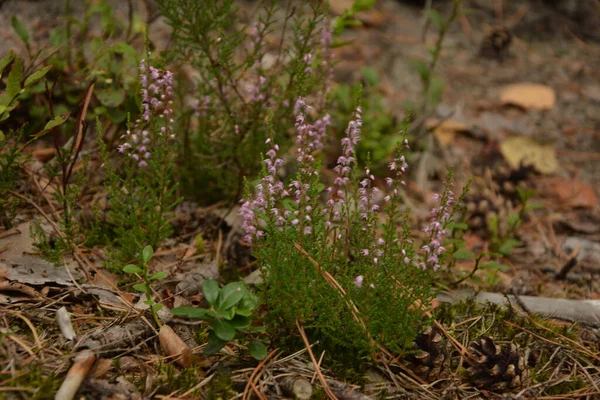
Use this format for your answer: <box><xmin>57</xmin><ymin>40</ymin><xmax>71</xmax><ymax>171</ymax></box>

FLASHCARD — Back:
<box><xmin>467</xmin><ymin>337</ymin><xmax>530</xmax><ymax>392</ymax></box>
<box><xmin>404</xmin><ymin>326</ymin><xmax>452</xmax><ymax>381</ymax></box>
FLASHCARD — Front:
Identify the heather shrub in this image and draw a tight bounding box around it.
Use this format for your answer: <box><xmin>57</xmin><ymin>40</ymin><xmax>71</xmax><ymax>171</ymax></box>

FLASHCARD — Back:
<box><xmin>156</xmin><ymin>0</ymin><xmax>333</xmax><ymax>202</ymax></box>
<box><xmin>96</xmin><ymin>55</ymin><xmax>180</xmax><ymax>268</ymax></box>
<box><xmin>241</xmin><ymin>99</ymin><xmax>459</xmax><ymax>362</ymax></box>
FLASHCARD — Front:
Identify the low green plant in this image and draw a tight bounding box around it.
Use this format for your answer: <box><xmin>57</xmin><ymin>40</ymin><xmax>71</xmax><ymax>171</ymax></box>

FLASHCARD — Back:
<box><xmin>95</xmin><ymin>55</ymin><xmax>181</xmax><ymax>268</ymax></box>
<box><xmin>410</xmin><ymin>0</ymin><xmax>462</xmax><ymax>123</ymax></box>
<box><xmin>123</xmin><ymin>245</ymin><xmax>166</xmax><ymax>326</ymax></box>
<box><xmin>157</xmin><ymin>0</ymin><xmax>333</xmax><ymax>202</ymax></box>
<box><xmin>332</xmin><ymin>67</ymin><xmax>406</xmax><ymax>169</ymax></box>
<box><xmin>443</xmin><ymin>187</ymin><xmax>540</xmax><ymax>288</ymax></box>
<box><xmin>171</xmin><ymin>279</ymin><xmax>267</xmax><ymax>360</ymax></box>
<box><xmin>240</xmin><ymin>100</ymin><xmax>463</xmax><ymax>366</ymax></box>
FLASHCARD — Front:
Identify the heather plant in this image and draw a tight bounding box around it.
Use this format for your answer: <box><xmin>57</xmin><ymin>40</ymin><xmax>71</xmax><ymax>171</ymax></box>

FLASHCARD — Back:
<box><xmin>156</xmin><ymin>0</ymin><xmax>334</xmax><ymax>202</ymax></box>
<box><xmin>97</xmin><ymin>55</ymin><xmax>180</xmax><ymax>268</ymax></box>
<box><xmin>241</xmin><ymin>99</ymin><xmax>461</xmax><ymax>363</ymax></box>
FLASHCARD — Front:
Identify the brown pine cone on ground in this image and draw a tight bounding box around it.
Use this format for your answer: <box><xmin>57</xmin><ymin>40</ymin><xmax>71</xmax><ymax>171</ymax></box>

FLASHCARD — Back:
<box><xmin>403</xmin><ymin>325</ymin><xmax>453</xmax><ymax>381</ymax></box>
<box><xmin>467</xmin><ymin>336</ymin><xmax>530</xmax><ymax>392</ymax></box>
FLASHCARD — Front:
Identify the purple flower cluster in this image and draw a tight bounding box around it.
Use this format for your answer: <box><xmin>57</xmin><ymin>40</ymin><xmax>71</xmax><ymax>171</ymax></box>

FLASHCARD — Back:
<box><xmin>118</xmin><ymin>58</ymin><xmax>175</xmax><ymax>168</ymax></box>
<box><xmin>326</xmin><ymin>107</ymin><xmax>362</xmax><ymax>214</ymax></box>
<box><xmin>239</xmin><ymin>137</ymin><xmax>285</xmax><ymax>244</ymax></box>
<box><xmin>419</xmin><ymin>188</ymin><xmax>455</xmax><ymax>271</ymax></box>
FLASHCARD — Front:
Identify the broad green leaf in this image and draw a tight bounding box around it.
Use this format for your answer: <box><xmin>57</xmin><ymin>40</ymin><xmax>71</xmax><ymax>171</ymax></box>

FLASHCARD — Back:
<box><xmin>229</xmin><ymin>315</ymin><xmax>250</xmax><ymax>329</ymax></box>
<box><xmin>96</xmin><ymin>87</ymin><xmax>126</xmax><ymax>108</ymax></box>
<box><xmin>0</xmin><ymin>51</ymin><xmax>14</xmax><ymax>75</ymax></box>
<box><xmin>212</xmin><ymin>320</ymin><xmax>235</xmax><ymax>341</ymax></box>
<box><xmin>149</xmin><ymin>271</ymin><xmax>166</xmax><ymax>281</ymax></box>
<box><xmin>122</xmin><ymin>264</ymin><xmax>142</xmax><ymax>274</ymax></box>
<box><xmin>203</xmin><ymin>331</ymin><xmax>227</xmax><ymax>355</ymax></box>
<box><xmin>142</xmin><ymin>245</ymin><xmax>153</xmax><ymax>264</ymax></box>
<box><xmin>24</xmin><ymin>66</ymin><xmax>52</xmax><ymax>88</ymax></box>
<box><xmin>202</xmin><ymin>280</ymin><xmax>220</xmax><ymax>305</ymax></box>
<box><xmin>11</xmin><ymin>16</ymin><xmax>29</xmax><ymax>45</ymax></box>
<box><xmin>43</xmin><ymin>112</ymin><xmax>70</xmax><ymax>131</ymax></box>
<box><xmin>453</xmin><ymin>248</ymin><xmax>475</xmax><ymax>260</ymax></box>
<box><xmin>171</xmin><ymin>306</ymin><xmax>211</xmax><ymax>320</ymax></box>
<box><xmin>0</xmin><ymin>106</ymin><xmax>6</xmax><ymax>115</ymax></box>
<box><xmin>218</xmin><ymin>306</ymin><xmax>235</xmax><ymax>321</ymax></box>
<box><xmin>132</xmin><ymin>283</ymin><xmax>148</xmax><ymax>293</ymax></box>
<box><xmin>0</xmin><ymin>131</ymin><xmax>4</xmax><ymax>142</ymax></box>
<box><xmin>248</xmin><ymin>341</ymin><xmax>268</xmax><ymax>361</ymax></box>
<box><xmin>216</xmin><ymin>282</ymin><xmax>245</xmax><ymax>312</ymax></box>
<box><xmin>235</xmin><ymin>307</ymin><xmax>253</xmax><ymax>317</ymax></box>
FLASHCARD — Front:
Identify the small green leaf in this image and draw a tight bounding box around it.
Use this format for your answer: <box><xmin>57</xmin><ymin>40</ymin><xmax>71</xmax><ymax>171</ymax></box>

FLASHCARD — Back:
<box><xmin>361</xmin><ymin>66</ymin><xmax>379</xmax><ymax>86</ymax></box>
<box><xmin>203</xmin><ymin>331</ymin><xmax>227</xmax><ymax>355</ymax></box>
<box><xmin>0</xmin><ymin>131</ymin><xmax>4</xmax><ymax>142</ymax></box>
<box><xmin>151</xmin><ymin>303</ymin><xmax>164</xmax><ymax>312</ymax></box>
<box><xmin>524</xmin><ymin>202</ymin><xmax>543</xmax><ymax>212</ymax></box>
<box><xmin>235</xmin><ymin>307</ymin><xmax>253</xmax><ymax>317</ymax></box>
<box><xmin>11</xmin><ymin>16</ymin><xmax>29</xmax><ymax>45</ymax></box>
<box><xmin>410</xmin><ymin>58</ymin><xmax>429</xmax><ymax>84</ymax></box>
<box><xmin>132</xmin><ymin>283</ymin><xmax>148</xmax><ymax>293</ymax></box>
<box><xmin>218</xmin><ymin>306</ymin><xmax>236</xmax><ymax>321</ymax></box>
<box><xmin>453</xmin><ymin>248</ymin><xmax>475</xmax><ymax>260</ymax></box>
<box><xmin>6</xmin><ymin>58</ymin><xmax>23</xmax><ymax>99</ymax></box>
<box><xmin>480</xmin><ymin>261</ymin><xmax>509</xmax><ymax>271</ymax></box>
<box><xmin>122</xmin><ymin>264</ymin><xmax>142</xmax><ymax>274</ymax></box>
<box><xmin>43</xmin><ymin>112</ymin><xmax>70</xmax><ymax>131</ymax></box>
<box><xmin>171</xmin><ymin>306</ymin><xmax>212</xmax><ymax>320</ymax></box>
<box><xmin>499</xmin><ymin>239</ymin><xmax>520</xmax><ymax>256</ymax></box>
<box><xmin>142</xmin><ymin>245</ymin><xmax>153</xmax><ymax>264</ymax></box>
<box><xmin>507</xmin><ymin>213</ymin><xmax>520</xmax><ymax>229</ymax></box>
<box><xmin>449</xmin><ymin>222</ymin><xmax>468</xmax><ymax>230</ymax></box>
<box><xmin>229</xmin><ymin>315</ymin><xmax>251</xmax><ymax>329</ymax></box>
<box><xmin>248</xmin><ymin>341</ymin><xmax>268</xmax><ymax>360</ymax></box>
<box><xmin>24</xmin><ymin>66</ymin><xmax>52</xmax><ymax>88</ymax></box>
<box><xmin>424</xmin><ymin>9</ymin><xmax>443</xmax><ymax>31</ymax></box>
<box><xmin>202</xmin><ymin>280</ymin><xmax>220</xmax><ymax>305</ymax></box>
<box><xmin>352</xmin><ymin>0</ymin><xmax>375</xmax><ymax>12</ymax></box>
<box><xmin>216</xmin><ymin>282</ymin><xmax>245</xmax><ymax>312</ymax></box>
<box><xmin>149</xmin><ymin>271</ymin><xmax>166</xmax><ymax>281</ymax></box>
<box><xmin>0</xmin><ymin>51</ymin><xmax>14</xmax><ymax>75</ymax></box>
<box><xmin>212</xmin><ymin>320</ymin><xmax>235</xmax><ymax>341</ymax></box>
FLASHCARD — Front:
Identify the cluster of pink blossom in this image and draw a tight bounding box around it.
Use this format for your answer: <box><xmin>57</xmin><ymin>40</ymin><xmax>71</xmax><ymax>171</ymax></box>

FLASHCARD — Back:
<box><xmin>239</xmin><ymin>137</ymin><xmax>285</xmax><ymax>244</ymax></box>
<box><xmin>326</xmin><ymin>106</ymin><xmax>362</xmax><ymax>217</ymax></box>
<box><xmin>118</xmin><ymin>58</ymin><xmax>174</xmax><ymax>168</ymax></box>
<box><xmin>419</xmin><ymin>188</ymin><xmax>455</xmax><ymax>271</ymax></box>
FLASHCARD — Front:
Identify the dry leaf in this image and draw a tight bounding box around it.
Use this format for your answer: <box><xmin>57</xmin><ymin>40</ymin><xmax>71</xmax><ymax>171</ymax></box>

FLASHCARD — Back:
<box><xmin>554</xmin><ymin>179</ymin><xmax>598</xmax><ymax>208</ymax></box>
<box><xmin>159</xmin><ymin>324</ymin><xmax>193</xmax><ymax>368</ymax></box>
<box><xmin>426</xmin><ymin>119</ymin><xmax>469</xmax><ymax>147</ymax></box>
<box><xmin>500</xmin><ymin>83</ymin><xmax>556</xmax><ymax>110</ymax></box>
<box><xmin>500</xmin><ymin>136</ymin><xmax>558</xmax><ymax>174</ymax></box>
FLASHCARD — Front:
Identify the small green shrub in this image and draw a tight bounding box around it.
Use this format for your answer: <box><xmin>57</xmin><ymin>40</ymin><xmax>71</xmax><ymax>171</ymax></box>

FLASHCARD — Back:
<box><xmin>241</xmin><ymin>99</ymin><xmax>462</xmax><ymax>364</ymax></box>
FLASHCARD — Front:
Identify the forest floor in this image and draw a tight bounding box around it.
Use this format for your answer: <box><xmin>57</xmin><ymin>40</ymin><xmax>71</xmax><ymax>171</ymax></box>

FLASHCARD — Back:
<box><xmin>1</xmin><ymin>0</ymin><xmax>599</xmax><ymax>399</ymax></box>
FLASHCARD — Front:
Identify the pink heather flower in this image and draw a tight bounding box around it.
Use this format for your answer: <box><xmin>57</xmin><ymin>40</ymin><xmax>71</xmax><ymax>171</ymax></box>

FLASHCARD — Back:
<box><xmin>354</xmin><ymin>275</ymin><xmax>364</xmax><ymax>288</ymax></box>
<box><xmin>303</xmin><ymin>226</ymin><xmax>312</xmax><ymax>235</ymax></box>
<box><xmin>362</xmin><ymin>249</ymin><xmax>369</xmax><ymax>256</ymax></box>
<box><xmin>419</xmin><ymin>186</ymin><xmax>455</xmax><ymax>270</ymax></box>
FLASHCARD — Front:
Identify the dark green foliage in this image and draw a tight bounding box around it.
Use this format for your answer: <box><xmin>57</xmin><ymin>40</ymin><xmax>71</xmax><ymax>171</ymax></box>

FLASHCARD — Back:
<box><xmin>157</xmin><ymin>0</ymin><xmax>331</xmax><ymax>202</ymax></box>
